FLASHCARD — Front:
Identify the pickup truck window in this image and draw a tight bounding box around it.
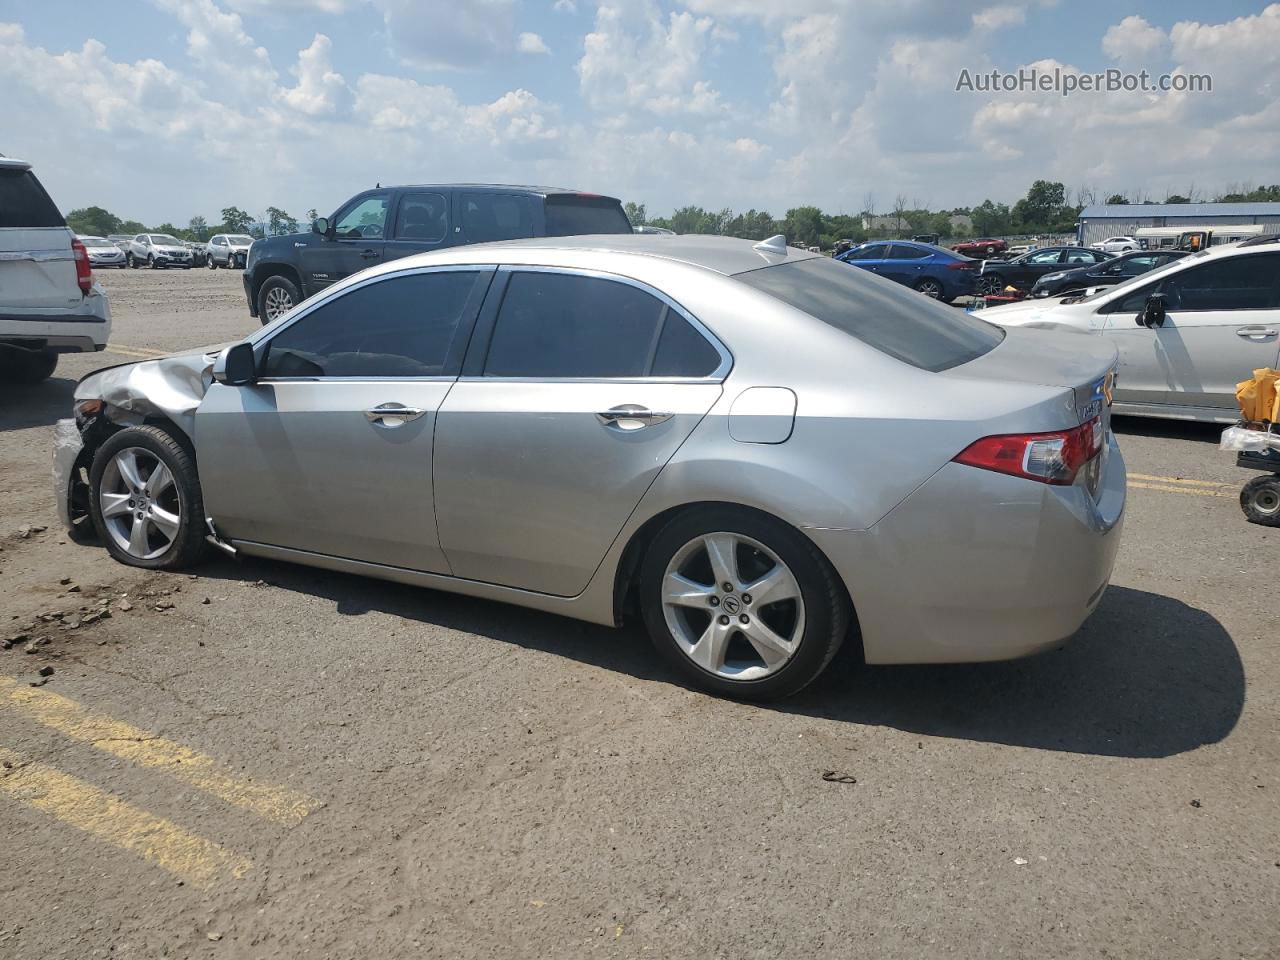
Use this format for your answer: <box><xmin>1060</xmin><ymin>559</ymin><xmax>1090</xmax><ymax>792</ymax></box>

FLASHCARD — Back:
<box><xmin>396</xmin><ymin>193</ymin><xmax>448</xmax><ymax>243</ymax></box>
<box><xmin>462</xmin><ymin>194</ymin><xmax>535</xmax><ymax>244</ymax></box>
<box><xmin>334</xmin><ymin>195</ymin><xmax>389</xmax><ymax>240</ymax></box>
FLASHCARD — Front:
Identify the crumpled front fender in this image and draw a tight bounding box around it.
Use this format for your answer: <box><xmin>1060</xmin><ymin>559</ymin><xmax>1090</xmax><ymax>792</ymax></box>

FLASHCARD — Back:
<box><xmin>75</xmin><ymin>350</ymin><xmax>218</xmax><ymax>440</ymax></box>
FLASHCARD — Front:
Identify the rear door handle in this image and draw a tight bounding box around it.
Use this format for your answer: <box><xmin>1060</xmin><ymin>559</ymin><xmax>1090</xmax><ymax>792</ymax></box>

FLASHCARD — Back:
<box><xmin>365</xmin><ymin>403</ymin><xmax>427</xmax><ymax>425</ymax></box>
<box><xmin>595</xmin><ymin>405</ymin><xmax>673</xmax><ymax>431</ymax></box>
<box><xmin>1236</xmin><ymin>326</ymin><xmax>1278</xmax><ymax>339</ymax></box>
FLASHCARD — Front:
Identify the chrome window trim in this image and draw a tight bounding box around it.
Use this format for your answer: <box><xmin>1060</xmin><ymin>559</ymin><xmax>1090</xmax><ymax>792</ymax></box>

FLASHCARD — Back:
<box><xmin>481</xmin><ymin>264</ymin><xmax>734</xmax><ymax>382</ymax></box>
<box><xmin>255</xmin><ymin>376</ymin><xmax>458</xmax><ymax>384</ymax></box>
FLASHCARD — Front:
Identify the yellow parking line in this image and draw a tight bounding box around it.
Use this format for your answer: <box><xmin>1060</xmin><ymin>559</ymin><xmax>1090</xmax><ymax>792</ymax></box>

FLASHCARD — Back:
<box><xmin>105</xmin><ymin>343</ymin><xmax>166</xmax><ymax>359</ymax></box>
<box><xmin>1128</xmin><ymin>481</ymin><xmax>1235</xmax><ymax>499</ymax></box>
<box><xmin>0</xmin><ymin>677</ymin><xmax>319</xmax><ymax>826</ymax></box>
<box><xmin>0</xmin><ymin>747</ymin><xmax>251</xmax><ymax>888</ymax></box>
<box><xmin>1128</xmin><ymin>473</ymin><xmax>1234</xmax><ymax>489</ymax></box>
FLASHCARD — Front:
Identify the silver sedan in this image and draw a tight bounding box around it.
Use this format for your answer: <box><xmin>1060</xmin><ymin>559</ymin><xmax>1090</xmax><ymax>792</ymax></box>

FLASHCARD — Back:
<box><xmin>54</xmin><ymin>235</ymin><xmax>1125</xmax><ymax>700</ymax></box>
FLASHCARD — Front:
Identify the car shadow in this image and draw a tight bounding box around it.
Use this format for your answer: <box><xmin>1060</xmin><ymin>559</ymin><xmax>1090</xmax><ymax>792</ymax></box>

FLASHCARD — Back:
<box><xmin>1113</xmin><ymin>414</ymin><xmax>1223</xmax><ymax>445</ymax></box>
<box><xmin>193</xmin><ymin>555</ymin><xmax>1242</xmax><ymax>760</ymax></box>
<box><xmin>0</xmin><ymin>376</ymin><xmax>76</xmax><ymax>432</ymax></box>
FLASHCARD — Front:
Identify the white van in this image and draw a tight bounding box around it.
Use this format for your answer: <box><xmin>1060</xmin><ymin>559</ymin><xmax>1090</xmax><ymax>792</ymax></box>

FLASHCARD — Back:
<box><xmin>974</xmin><ymin>237</ymin><xmax>1280</xmax><ymax>422</ymax></box>
<box><xmin>0</xmin><ymin>156</ymin><xmax>110</xmax><ymax>382</ymax></box>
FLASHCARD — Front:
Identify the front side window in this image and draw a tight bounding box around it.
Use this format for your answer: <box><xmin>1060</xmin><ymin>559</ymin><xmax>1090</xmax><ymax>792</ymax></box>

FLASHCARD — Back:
<box><xmin>844</xmin><ymin>244</ymin><xmax>886</xmax><ymax>262</ymax></box>
<box><xmin>1026</xmin><ymin>250</ymin><xmax>1062</xmax><ymax>264</ymax></box>
<box><xmin>396</xmin><ymin>193</ymin><xmax>448</xmax><ymax>243</ymax></box>
<box><xmin>263</xmin><ymin>270</ymin><xmax>483</xmax><ymax>378</ymax></box>
<box><xmin>736</xmin><ymin>257</ymin><xmax>1003</xmax><ymax>373</ymax></box>
<box><xmin>334</xmin><ymin>194</ymin><xmax>389</xmax><ymax>240</ymax></box>
<box><xmin>484</xmin><ymin>272</ymin><xmax>719</xmax><ymax>378</ymax></box>
<box><xmin>462</xmin><ymin>194</ymin><xmax>535</xmax><ymax>244</ymax></box>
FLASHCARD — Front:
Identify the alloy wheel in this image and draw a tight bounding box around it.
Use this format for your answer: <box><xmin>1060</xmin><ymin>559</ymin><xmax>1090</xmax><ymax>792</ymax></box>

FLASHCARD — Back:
<box><xmin>98</xmin><ymin>447</ymin><xmax>182</xmax><ymax>560</ymax></box>
<box><xmin>263</xmin><ymin>286</ymin><xmax>294</xmax><ymax>320</ymax></box>
<box><xmin>918</xmin><ymin>279</ymin><xmax>943</xmax><ymax>298</ymax></box>
<box><xmin>661</xmin><ymin>532</ymin><xmax>805</xmax><ymax>681</ymax></box>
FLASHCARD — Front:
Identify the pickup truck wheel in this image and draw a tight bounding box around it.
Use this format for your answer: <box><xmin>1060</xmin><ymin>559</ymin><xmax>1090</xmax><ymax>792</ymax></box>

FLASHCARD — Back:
<box><xmin>1</xmin><ymin>348</ymin><xmax>58</xmax><ymax>384</ymax></box>
<box><xmin>258</xmin><ymin>276</ymin><xmax>300</xmax><ymax>323</ymax></box>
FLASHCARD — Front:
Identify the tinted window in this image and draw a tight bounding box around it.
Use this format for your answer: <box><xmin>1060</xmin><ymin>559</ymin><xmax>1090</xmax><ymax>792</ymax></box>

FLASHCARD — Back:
<box><xmin>396</xmin><ymin>193</ymin><xmax>448</xmax><ymax>243</ymax></box>
<box><xmin>887</xmin><ymin>244</ymin><xmax>930</xmax><ymax>260</ymax></box>
<box><xmin>1164</xmin><ymin>254</ymin><xmax>1280</xmax><ymax>311</ymax></box>
<box><xmin>1119</xmin><ymin>255</ymin><xmax>1160</xmax><ymax>275</ymax></box>
<box><xmin>1064</xmin><ymin>250</ymin><xmax>1098</xmax><ymax>265</ymax></box>
<box><xmin>334</xmin><ymin>194</ymin><xmax>389</xmax><ymax>240</ymax></box>
<box><xmin>651</xmin><ymin>313</ymin><xmax>722</xmax><ymax>377</ymax></box>
<box><xmin>1026</xmin><ymin>250</ymin><xmax>1062</xmax><ymax>264</ymax></box>
<box><xmin>462</xmin><ymin>194</ymin><xmax>535</xmax><ymax>243</ymax></box>
<box><xmin>736</xmin><ymin>258</ymin><xmax>1003</xmax><ymax>373</ymax></box>
<box><xmin>0</xmin><ymin>169</ymin><xmax>64</xmax><ymax>228</ymax></box>
<box><xmin>485</xmin><ymin>272</ymin><xmax>667</xmax><ymax>378</ymax></box>
<box><xmin>543</xmin><ymin>196</ymin><xmax>632</xmax><ymax>236</ymax></box>
<box><xmin>264</xmin><ymin>271</ymin><xmax>482</xmax><ymax>378</ymax></box>
<box><xmin>845</xmin><ymin>244</ymin><xmax>886</xmax><ymax>261</ymax></box>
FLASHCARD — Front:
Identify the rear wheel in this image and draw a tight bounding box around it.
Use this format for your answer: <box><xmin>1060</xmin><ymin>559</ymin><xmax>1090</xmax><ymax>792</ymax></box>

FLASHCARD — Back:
<box><xmin>127</xmin><ymin>252</ymin><xmax>137</xmax><ymax>268</ymax></box>
<box><xmin>915</xmin><ymin>277</ymin><xmax>944</xmax><ymax>299</ymax></box>
<box><xmin>0</xmin><ymin>348</ymin><xmax>58</xmax><ymax>384</ymax></box>
<box><xmin>640</xmin><ymin>506</ymin><xmax>850</xmax><ymax>701</ymax></box>
<box><xmin>88</xmin><ymin>426</ymin><xmax>210</xmax><ymax>570</ymax></box>
<box><xmin>1241</xmin><ymin>475</ymin><xmax>1280</xmax><ymax>527</ymax></box>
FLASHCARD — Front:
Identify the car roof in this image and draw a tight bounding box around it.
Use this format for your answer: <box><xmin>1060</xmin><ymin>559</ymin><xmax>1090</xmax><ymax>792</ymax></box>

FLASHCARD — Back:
<box><xmin>0</xmin><ymin>157</ymin><xmax>32</xmax><ymax>171</ymax></box>
<box><xmin>366</xmin><ymin>183</ymin><xmax>621</xmax><ymax>201</ymax></box>
<box><xmin>366</xmin><ymin>233</ymin><xmax>824</xmax><ymax>278</ymax></box>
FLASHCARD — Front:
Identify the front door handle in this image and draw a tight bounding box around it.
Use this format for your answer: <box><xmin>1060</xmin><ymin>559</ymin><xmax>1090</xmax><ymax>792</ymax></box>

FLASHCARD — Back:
<box><xmin>360</xmin><ymin>249</ymin><xmax>379</xmax><ymax>260</ymax></box>
<box><xmin>595</xmin><ymin>405</ymin><xmax>673</xmax><ymax>431</ymax></box>
<box><xmin>1236</xmin><ymin>326</ymin><xmax>1278</xmax><ymax>339</ymax></box>
<box><xmin>366</xmin><ymin>402</ymin><xmax>427</xmax><ymax>426</ymax></box>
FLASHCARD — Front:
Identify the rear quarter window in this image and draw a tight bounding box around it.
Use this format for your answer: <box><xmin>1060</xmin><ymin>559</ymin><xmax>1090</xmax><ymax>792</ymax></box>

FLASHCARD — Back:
<box><xmin>0</xmin><ymin>169</ymin><xmax>65</xmax><ymax>228</ymax></box>
<box><xmin>543</xmin><ymin>196</ymin><xmax>632</xmax><ymax>236</ymax></box>
<box><xmin>736</xmin><ymin>257</ymin><xmax>1003</xmax><ymax>373</ymax></box>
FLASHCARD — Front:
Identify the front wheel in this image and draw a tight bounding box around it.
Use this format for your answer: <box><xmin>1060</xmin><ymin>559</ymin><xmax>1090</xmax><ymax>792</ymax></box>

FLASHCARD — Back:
<box><xmin>1241</xmin><ymin>475</ymin><xmax>1280</xmax><ymax>527</ymax></box>
<box><xmin>639</xmin><ymin>506</ymin><xmax>850</xmax><ymax>701</ymax></box>
<box><xmin>257</xmin><ymin>275</ymin><xmax>300</xmax><ymax>323</ymax></box>
<box><xmin>127</xmin><ymin>253</ymin><xmax>137</xmax><ymax>268</ymax></box>
<box><xmin>88</xmin><ymin>426</ymin><xmax>210</xmax><ymax>570</ymax></box>
<box><xmin>147</xmin><ymin>255</ymin><xmax>157</xmax><ymax>269</ymax></box>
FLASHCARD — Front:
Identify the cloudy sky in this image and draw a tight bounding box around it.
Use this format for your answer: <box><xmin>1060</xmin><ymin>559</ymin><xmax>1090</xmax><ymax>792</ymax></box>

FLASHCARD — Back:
<box><xmin>2</xmin><ymin>1</ymin><xmax>1277</xmax><ymax>226</ymax></box>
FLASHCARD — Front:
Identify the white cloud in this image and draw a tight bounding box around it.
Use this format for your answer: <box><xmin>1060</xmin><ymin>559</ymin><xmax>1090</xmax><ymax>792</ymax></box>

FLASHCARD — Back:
<box><xmin>973</xmin><ymin>6</ymin><xmax>1026</xmax><ymax>31</ymax></box>
<box><xmin>517</xmin><ymin>31</ymin><xmax>550</xmax><ymax>54</ymax></box>
<box><xmin>552</xmin><ymin>0</ymin><xmax>576</xmax><ymax>11</ymax></box>
<box><xmin>1101</xmin><ymin>16</ymin><xmax>1167</xmax><ymax>61</ymax></box>
<box><xmin>278</xmin><ymin>34</ymin><xmax>349</xmax><ymax>116</ymax></box>
<box><xmin>223</xmin><ymin>0</ymin><xmax>355</xmax><ymax>12</ymax></box>
<box><xmin>370</xmin><ymin>0</ymin><xmax>528</xmax><ymax>68</ymax></box>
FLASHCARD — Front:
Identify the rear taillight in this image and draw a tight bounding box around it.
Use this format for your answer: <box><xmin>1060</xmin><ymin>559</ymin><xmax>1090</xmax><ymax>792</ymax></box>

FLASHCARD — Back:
<box><xmin>71</xmin><ymin>238</ymin><xmax>92</xmax><ymax>295</ymax></box>
<box><xmin>953</xmin><ymin>417</ymin><xmax>1103</xmax><ymax>486</ymax></box>
<box><xmin>947</xmin><ymin>259</ymin><xmax>978</xmax><ymax>271</ymax></box>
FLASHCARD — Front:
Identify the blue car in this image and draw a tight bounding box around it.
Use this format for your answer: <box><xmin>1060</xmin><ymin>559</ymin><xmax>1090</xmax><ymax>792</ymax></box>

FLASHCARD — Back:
<box><xmin>836</xmin><ymin>240</ymin><xmax>978</xmax><ymax>302</ymax></box>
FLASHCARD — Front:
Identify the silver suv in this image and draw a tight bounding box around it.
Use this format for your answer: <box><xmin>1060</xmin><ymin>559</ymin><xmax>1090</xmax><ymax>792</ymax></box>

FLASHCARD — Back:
<box><xmin>127</xmin><ymin>233</ymin><xmax>193</xmax><ymax>269</ymax></box>
<box><xmin>207</xmin><ymin>234</ymin><xmax>254</xmax><ymax>269</ymax></box>
<box><xmin>0</xmin><ymin>156</ymin><xmax>110</xmax><ymax>383</ymax></box>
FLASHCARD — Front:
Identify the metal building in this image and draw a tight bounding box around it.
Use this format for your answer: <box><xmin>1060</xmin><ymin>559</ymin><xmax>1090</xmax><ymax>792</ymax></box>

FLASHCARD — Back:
<box><xmin>1076</xmin><ymin>202</ymin><xmax>1280</xmax><ymax>247</ymax></box>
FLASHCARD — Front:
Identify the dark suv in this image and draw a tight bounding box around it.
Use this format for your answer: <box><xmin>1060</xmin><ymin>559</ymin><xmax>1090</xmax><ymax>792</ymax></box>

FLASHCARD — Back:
<box><xmin>243</xmin><ymin>184</ymin><xmax>632</xmax><ymax>322</ymax></box>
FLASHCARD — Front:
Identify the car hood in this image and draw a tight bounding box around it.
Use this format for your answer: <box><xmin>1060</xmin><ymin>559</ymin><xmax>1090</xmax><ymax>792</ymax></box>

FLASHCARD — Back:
<box><xmin>75</xmin><ymin>347</ymin><xmax>227</xmax><ymax>439</ymax></box>
<box><xmin>155</xmin><ymin>246</ymin><xmax>188</xmax><ymax>255</ymax></box>
<box><xmin>970</xmin><ymin>298</ymin><xmax>1093</xmax><ymax>327</ymax></box>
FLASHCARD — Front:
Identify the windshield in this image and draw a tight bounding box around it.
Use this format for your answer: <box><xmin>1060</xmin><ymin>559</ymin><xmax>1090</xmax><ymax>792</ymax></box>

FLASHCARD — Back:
<box><xmin>150</xmin><ymin>234</ymin><xmax>181</xmax><ymax>245</ymax></box>
<box><xmin>1079</xmin><ymin>248</ymin><xmax>1211</xmax><ymax>303</ymax></box>
<box><xmin>737</xmin><ymin>257</ymin><xmax>1004</xmax><ymax>372</ymax></box>
<box><xmin>228</xmin><ymin>235</ymin><xmax>254</xmax><ymax>245</ymax></box>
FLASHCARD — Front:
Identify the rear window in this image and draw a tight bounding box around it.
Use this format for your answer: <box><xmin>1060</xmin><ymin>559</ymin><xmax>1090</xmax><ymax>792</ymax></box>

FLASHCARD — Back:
<box><xmin>736</xmin><ymin>258</ymin><xmax>1004</xmax><ymax>373</ymax></box>
<box><xmin>543</xmin><ymin>195</ymin><xmax>632</xmax><ymax>237</ymax></box>
<box><xmin>0</xmin><ymin>169</ymin><xmax>65</xmax><ymax>228</ymax></box>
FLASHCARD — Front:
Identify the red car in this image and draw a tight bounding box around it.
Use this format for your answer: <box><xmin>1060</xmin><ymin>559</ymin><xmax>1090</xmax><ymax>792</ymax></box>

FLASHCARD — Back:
<box><xmin>952</xmin><ymin>237</ymin><xmax>1007</xmax><ymax>257</ymax></box>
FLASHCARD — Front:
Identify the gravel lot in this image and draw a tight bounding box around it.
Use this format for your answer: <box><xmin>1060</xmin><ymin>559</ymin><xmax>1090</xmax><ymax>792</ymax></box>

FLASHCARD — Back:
<box><xmin>1</xmin><ymin>268</ymin><xmax>1277</xmax><ymax>959</ymax></box>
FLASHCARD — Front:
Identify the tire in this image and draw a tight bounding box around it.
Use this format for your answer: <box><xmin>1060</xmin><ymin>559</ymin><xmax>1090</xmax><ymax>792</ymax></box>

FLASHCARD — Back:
<box><xmin>0</xmin><ymin>347</ymin><xmax>58</xmax><ymax>384</ymax></box>
<box><xmin>639</xmin><ymin>505</ymin><xmax>851</xmax><ymax>701</ymax></box>
<box><xmin>209</xmin><ymin>256</ymin><xmax>218</xmax><ymax>270</ymax></box>
<box><xmin>915</xmin><ymin>278</ymin><xmax>944</xmax><ymax>299</ymax></box>
<box><xmin>127</xmin><ymin>253</ymin><xmax>138</xmax><ymax>269</ymax></box>
<box><xmin>147</xmin><ymin>254</ymin><xmax>157</xmax><ymax>269</ymax></box>
<box><xmin>986</xmin><ymin>245</ymin><xmax>997</xmax><ymax>256</ymax></box>
<box><xmin>978</xmin><ymin>273</ymin><xmax>1005</xmax><ymax>296</ymax></box>
<box><xmin>1240</xmin><ymin>475</ymin><xmax>1280</xmax><ymax>527</ymax></box>
<box><xmin>257</xmin><ymin>275</ymin><xmax>300</xmax><ymax>324</ymax></box>
<box><xmin>88</xmin><ymin>425</ymin><xmax>210</xmax><ymax>570</ymax></box>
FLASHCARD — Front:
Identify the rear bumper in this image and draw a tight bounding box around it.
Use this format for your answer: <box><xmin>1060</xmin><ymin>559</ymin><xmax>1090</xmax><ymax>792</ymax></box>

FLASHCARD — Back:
<box><xmin>0</xmin><ymin>288</ymin><xmax>111</xmax><ymax>351</ymax></box>
<box><xmin>808</xmin><ymin>432</ymin><xmax>1126</xmax><ymax>664</ymax></box>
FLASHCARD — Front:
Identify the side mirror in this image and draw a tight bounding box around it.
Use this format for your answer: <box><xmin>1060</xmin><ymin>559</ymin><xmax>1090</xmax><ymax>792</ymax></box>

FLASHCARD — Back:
<box><xmin>312</xmin><ymin>217</ymin><xmax>330</xmax><ymax>237</ymax></box>
<box><xmin>212</xmin><ymin>342</ymin><xmax>257</xmax><ymax>386</ymax></box>
<box><xmin>1137</xmin><ymin>292</ymin><xmax>1167</xmax><ymax>328</ymax></box>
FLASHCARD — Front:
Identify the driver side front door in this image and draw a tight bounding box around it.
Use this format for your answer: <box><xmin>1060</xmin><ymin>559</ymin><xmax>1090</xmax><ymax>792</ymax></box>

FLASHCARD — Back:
<box><xmin>299</xmin><ymin>192</ymin><xmax>390</xmax><ymax>297</ymax></box>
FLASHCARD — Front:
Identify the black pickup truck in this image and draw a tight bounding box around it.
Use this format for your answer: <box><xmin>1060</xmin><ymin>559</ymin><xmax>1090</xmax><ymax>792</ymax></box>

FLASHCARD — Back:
<box><xmin>243</xmin><ymin>184</ymin><xmax>632</xmax><ymax>322</ymax></box>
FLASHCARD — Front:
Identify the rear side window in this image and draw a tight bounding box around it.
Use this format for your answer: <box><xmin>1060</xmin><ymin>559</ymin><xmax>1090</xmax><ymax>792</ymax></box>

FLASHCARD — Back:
<box><xmin>736</xmin><ymin>258</ymin><xmax>1003</xmax><ymax>372</ymax></box>
<box><xmin>264</xmin><ymin>271</ymin><xmax>483</xmax><ymax>377</ymax></box>
<box><xmin>887</xmin><ymin>244</ymin><xmax>930</xmax><ymax>260</ymax></box>
<box><xmin>396</xmin><ymin>192</ymin><xmax>448</xmax><ymax>243</ymax></box>
<box><xmin>543</xmin><ymin>196</ymin><xmax>632</xmax><ymax>236</ymax></box>
<box><xmin>0</xmin><ymin>169</ymin><xmax>65</xmax><ymax>228</ymax></box>
<box><xmin>462</xmin><ymin>194</ymin><xmax>535</xmax><ymax>243</ymax></box>
<box><xmin>485</xmin><ymin>272</ymin><xmax>719</xmax><ymax>378</ymax></box>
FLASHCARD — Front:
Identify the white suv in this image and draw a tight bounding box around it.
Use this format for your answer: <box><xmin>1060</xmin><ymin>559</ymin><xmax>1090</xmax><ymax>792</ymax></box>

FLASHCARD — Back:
<box><xmin>1091</xmin><ymin>236</ymin><xmax>1138</xmax><ymax>254</ymax></box>
<box><xmin>0</xmin><ymin>156</ymin><xmax>110</xmax><ymax>383</ymax></box>
<box><xmin>127</xmin><ymin>233</ymin><xmax>193</xmax><ymax>269</ymax></box>
<box><xmin>975</xmin><ymin>237</ymin><xmax>1280</xmax><ymax>422</ymax></box>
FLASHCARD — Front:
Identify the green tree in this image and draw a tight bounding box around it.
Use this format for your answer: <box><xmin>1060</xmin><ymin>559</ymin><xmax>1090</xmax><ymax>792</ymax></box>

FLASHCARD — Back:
<box><xmin>265</xmin><ymin>206</ymin><xmax>298</xmax><ymax>236</ymax></box>
<box><xmin>782</xmin><ymin>206</ymin><xmax>824</xmax><ymax>246</ymax></box>
<box><xmin>118</xmin><ymin>220</ymin><xmax>147</xmax><ymax>235</ymax></box>
<box><xmin>623</xmin><ymin>201</ymin><xmax>646</xmax><ymax>226</ymax></box>
<box><xmin>65</xmin><ymin>206</ymin><xmax>122</xmax><ymax>237</ymax></box>
<box><xmin>1164</xmin><ymin>194</ymin><xmax>1190</xmax><ymax>204</ymax></box>
<box><xmin>1106</xmin><ymin>194</ymin><xmax>1128</xmax><ymax>205</ymax></box>
<box><xmin>220</xmin><ymin>206</ymin><xmax>253</xmax><ymax>233</ymax></box>
<box><xmin>306</xmin><ymin>208</ymin><xmax>319</xmax><ymax>223</ymax></box>
<box><xmin>187</xmin><ymin>215</ymin><xmax>210</xmax><ymax>241</ymax></box>
<box><xmin>154</xmin><ymin>222</ymin><xmax>184</xmax><ymax>238</ymax></box>
<box><xmin>971</xmin><ymin>199</ymin><xmax>1013</xmax><ymax>237</ymax></box>
<box><xmin>1012</xmin><ymin>180</ymin><xmax>1066</xmax><ymax>232</ymax></box>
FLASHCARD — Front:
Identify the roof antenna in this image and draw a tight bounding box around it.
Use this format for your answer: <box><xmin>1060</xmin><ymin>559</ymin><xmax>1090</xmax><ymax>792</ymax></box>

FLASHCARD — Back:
<box><xmin>754</xmin><ymin>234</ymin><xmax>787</xmax><ymax>255</ymax></box>
<box><xmin>375</xmin><ymin>182</ymin><xmax>380</xmax><ymax>188</ymax></box>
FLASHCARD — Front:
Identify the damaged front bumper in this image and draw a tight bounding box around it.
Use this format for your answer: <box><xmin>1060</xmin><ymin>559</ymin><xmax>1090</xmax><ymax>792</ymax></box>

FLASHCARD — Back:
<box><xmin>52</xmin><ymin>418</ymin><xmax>86</xmax><ymax>533</ymax></box>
